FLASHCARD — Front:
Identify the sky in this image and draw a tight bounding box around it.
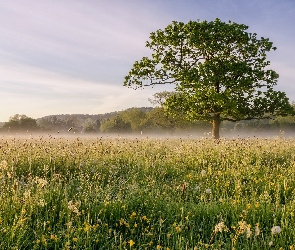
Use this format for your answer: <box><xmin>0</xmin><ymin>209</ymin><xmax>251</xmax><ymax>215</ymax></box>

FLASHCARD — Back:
<box><xmin>0</xmin><ymin>0</ymin><xmax>295</xmax><ymax>122</ymax></box>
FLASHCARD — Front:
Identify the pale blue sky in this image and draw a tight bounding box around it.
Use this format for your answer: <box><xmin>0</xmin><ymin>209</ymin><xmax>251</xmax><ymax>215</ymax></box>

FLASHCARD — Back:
<box><xmin>0</xmin><ymin>0</ymin><xmax>294</xmax><ymax>122</ymax></box>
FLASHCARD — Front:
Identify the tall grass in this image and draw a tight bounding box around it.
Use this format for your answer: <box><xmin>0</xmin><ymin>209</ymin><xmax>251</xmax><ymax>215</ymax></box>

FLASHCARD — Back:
<box><xmin>0</xmin><ymin>135</ymin><xmax>295</xmax><ymax>249</ymax></box>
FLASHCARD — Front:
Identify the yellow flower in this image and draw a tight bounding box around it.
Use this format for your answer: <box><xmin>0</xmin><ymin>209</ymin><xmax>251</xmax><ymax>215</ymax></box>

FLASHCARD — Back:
<box><xmin>73</xmin><ymin>237</ymin><xmax>78</xmax><ymax>242</ymax></box>
<box><xmin>157</xmin><ymin>245</ymin><xmax>162</xmax><ymax>249</ymax></box>
<box><xmin>130</xmin><ymin>212</ymin><xmax>137</xmax><ymax>219</ymax></box>
<box><xmin>129</xmin><ymin>239</ymin><xmax>135</xmax><ymax>247</ymax></box>
<box><xmin>50</xmin><ymin>234</ymin><xmax>58</xmax><ymax>241</ymax></box>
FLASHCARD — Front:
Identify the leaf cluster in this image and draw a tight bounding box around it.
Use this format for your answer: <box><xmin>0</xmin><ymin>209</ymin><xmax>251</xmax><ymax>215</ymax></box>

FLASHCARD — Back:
<box><xmin>124</xmin><ymin>18</ymin><xmax>292</xmax><ymax>122</ymax></box>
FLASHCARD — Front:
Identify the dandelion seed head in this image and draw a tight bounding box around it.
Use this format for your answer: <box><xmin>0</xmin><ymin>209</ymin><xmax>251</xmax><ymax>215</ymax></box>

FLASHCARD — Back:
<box><xmin>271</xmin><ymin>226</ymin><xmax>281</xmax><ymax>235</ymax></box>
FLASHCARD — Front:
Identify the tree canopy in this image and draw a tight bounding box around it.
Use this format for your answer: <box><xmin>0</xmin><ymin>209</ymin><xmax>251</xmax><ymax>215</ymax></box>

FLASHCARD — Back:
<box><xmin>124</xmin><ymin>18</ymin><xmax>292</xmax><ymax>139</ymax></box>
<box><xmin>1</xmin><ymin>114</ymin><xmax>39</xmax><ymax>132</ymax></box>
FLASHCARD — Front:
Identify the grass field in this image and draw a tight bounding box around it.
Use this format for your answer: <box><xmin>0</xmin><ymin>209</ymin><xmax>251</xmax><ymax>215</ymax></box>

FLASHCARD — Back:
<box><xmin>0</xmin><ymin>135</ymin><xmax>295</xmax><ymax>249</ymax></box>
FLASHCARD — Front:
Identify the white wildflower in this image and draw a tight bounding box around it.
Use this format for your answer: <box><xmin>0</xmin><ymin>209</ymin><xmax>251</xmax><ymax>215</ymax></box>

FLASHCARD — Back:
<box><xmin>0</xmin><ymin>160</ymin><xmax>8</xmax><ymax>170</ymax></box>
<box><xmin>238</xmin><ymin>220</ymin><xmax>252</xmax><ymax>238</ymax></box>
<box><xmin>246</xmin><ymin>227</ymin><xmax>252</xmax><ymax>238</ymax></box>
<box><xmin>24</xmin><ymin>190</ymin><xmax>31</xmax><ymax>199</ymax></box>
<box><xmin>68</xmin><ymin>200</ymin><xmax>81</xmax><ymax>216</ymax></box>
<box><xmin>201</xmin><ymin>170</ymin><xmax>207</xmax><ymax>176</ymax></box>
<box><xmin>38</xmin><ymin>199</ymin><xmax>46</xmax><ymax>207</ymax></box>
<box><xmin>35</xmin><ymin>177</ymin><xmax>48</xmax><ymax>188</ymax></box>
<box><xmin>65</xmin><ymin>221</ymin><xmax>73</xmax><ymax>227</ymax></box>
<box><xmin>255</xmin><ymin>224</ymin><xmax>260</xmax><ymax>236</ymax></box>
<box><xmin>271</xmin><ymin>226</ymin><xmax>281</xmax><ymax>235</ymax></box>
<box><xmin>195</xmin><ymin>185</ymin><xmax>200</xmax><ymax>191</ymax></box>
<box><xmin>205</xmin><ymin>188</ymin><xmax>212</xmax><ymax>194</ymax></box>
<box><xmin>214</xmin><ymin>221</ymin><xmax>229</xmax><ymax>233</ymax></box>
<box><xmin>269</xmin><ymin>241</ymin><xmax>273</xmax><ymax>246</ymax></box>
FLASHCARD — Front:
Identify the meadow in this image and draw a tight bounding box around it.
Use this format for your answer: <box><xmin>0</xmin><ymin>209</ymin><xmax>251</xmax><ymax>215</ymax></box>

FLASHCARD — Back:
<box><xmin>0</xmin><ymin>134</ymin><xmax>295</xmax><ymax>249</ymax></box>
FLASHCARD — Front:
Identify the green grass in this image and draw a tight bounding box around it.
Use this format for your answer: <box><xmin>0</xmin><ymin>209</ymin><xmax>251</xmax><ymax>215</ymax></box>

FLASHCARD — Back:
<box><xmin>0</xmin><ymin>135</ymin><xmax>295</xmax><ymax>249</ymax></box>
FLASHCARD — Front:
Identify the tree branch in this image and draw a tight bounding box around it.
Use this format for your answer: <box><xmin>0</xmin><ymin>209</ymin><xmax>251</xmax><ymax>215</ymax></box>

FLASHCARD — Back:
<box><xmin>222</xmin><ymin>116</ymin><xmax>275</xmax><ymax>122</ymax></box>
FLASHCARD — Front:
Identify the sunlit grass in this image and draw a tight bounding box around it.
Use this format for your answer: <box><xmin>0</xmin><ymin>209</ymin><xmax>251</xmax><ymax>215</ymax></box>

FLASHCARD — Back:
<box><xmin>0</xmin><ymin>135</ymin><xmax>295</xmax><ymax>249</ymax></box>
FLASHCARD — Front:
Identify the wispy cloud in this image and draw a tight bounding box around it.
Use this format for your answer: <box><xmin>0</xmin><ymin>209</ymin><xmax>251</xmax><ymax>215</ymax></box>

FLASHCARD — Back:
<box><xmin>0</xmin><ymin>0</ymin><xmax>294</xmax><ymax>121</ymax></box>
<box><xmin>0</xmin><ymin>61</ymin><xmax>165</xmax><ymax>119</ymax></box>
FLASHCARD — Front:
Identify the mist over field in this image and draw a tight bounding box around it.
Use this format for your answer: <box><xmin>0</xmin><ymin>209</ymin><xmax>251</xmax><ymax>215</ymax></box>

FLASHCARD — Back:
<box><xmin>1</xmin><ymin>1</ymin><xmax>295</xmax><ymax>247</ymax></box>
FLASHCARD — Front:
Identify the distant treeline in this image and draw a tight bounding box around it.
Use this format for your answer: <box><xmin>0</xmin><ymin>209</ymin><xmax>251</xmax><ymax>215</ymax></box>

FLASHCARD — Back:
<box><xmin>1</xmin><ymin>107</ymin><xmax>295</xmax><ymax>135</ymax></box>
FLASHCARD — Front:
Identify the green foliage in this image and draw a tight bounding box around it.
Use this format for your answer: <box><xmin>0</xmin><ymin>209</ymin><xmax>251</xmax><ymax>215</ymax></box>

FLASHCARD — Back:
<box><xmin>1</xmin><ymin>114</ymin><xmax>39</xmax><ymax>132</ymax></box>
<box><xmin>124</xmin><ymin>18</ymin><xmax>293</xmax><ymax>138</ymax></box>
<box><xmin>1</xmin><ymin>137</ymin><xmax>295</xmax><ymax>249</ymax></box>
<box><xmin>99</xmin><ymin>107</ymin><xmax>210</xmax><ymax>134</ymax></box>
<box><xmin>82</xmin><ymin>118</ymin><xmax>100</xmax><ymax>133</ymax></box>
<box><xmin>119</xmin><ymin>108</ymin><xmax>146</xmax><ymax>132</ymax></box>
<box><xmin>100</xmin><ymin>115</ymin><xmax>132</xmax><ymax>133</ymax></box>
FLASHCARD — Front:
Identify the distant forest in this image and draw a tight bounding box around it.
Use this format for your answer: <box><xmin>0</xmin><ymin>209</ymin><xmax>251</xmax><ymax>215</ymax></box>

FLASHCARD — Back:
<box><xmin>1</xmin><ymin>107</ymin><xmax>295</xmax><ymax>136</ymax></box>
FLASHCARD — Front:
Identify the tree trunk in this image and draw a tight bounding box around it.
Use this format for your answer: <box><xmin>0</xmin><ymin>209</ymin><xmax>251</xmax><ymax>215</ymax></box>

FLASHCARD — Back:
<box><xmin>212</xmin><ymin>113</ymin><xmax>220</xmax><ymax>139</ymax></box>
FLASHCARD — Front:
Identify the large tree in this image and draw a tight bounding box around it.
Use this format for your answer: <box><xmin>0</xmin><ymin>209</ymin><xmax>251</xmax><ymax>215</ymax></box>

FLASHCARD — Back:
<box><xmin>124</xmin><ymin>18</ymin><xmax>292</xmax><ymax>139</ymax></box>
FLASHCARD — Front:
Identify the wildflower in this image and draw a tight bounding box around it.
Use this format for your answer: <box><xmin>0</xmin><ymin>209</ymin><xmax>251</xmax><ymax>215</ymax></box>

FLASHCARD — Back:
<box><xmin>214</xmin><ymin>221</ymin><xmax>229</xmax><ymax>233</ymax></box>
<box><xmin>238</xmin><ymin>220</ymin><xmax>252</xmax><ymax>238</ymax></box>
<box><xmin>130</xmin><ymin>212</ymin><xmax>136</xmax><ymax>219</ymax></box>
<box><xmin>72</xmin><ymin>237</ymin><xmax>78</xmax><ymax>242</ymax></box>
<box><xmin>255</xmin><ymin>223</ymin><xmax>260</xmax><ymax>236</ymax></box>
<box><xmin>0</xmin><ymin>160</ymin><xmax>8</xmax><ymax>170</ymax></box>
<box><xmin>50</xmin><ymin>234</ymin><xmax>58</xmax><ymax>241</ymax></box>
<box><xmin>157</xmin><ymin>245</ymin><xmax>162</xmax><ymax>249</ymax></box>
<box><xmin>205</xmin><ymin>188</ymin><xmax>212</xmax><ymax>194</ymax></box>
<box><xmin>129</xmin><ymin>239</ymin><xmax>135</xmax><ymax>247</ymax></box>
<box><xmin>24</xmin><ymin>190</ymin><xmax>31</xmax><ymax>199</ymax></box>
<box><xmin>35</xmin><ymin>177</ymin><xmax>48</xmax><ymax>188</ymax></box>
<box><xmin>65</xmin><ymin>221</ymin><xmax>72</xmax><ymax>227</ymax></box>
<box><xmin>201</xmin><ymin>170</ymin><xmax>206</xmax><ymax>176</ymax></box>
<box><xmin>38</xmin><ymin>199</ymin><xmax>46</xmax><ymax>207</ymax></box>
<box><xmin>68</xmin><ymin>200</ymin><xmax>81</xmax><ymax>216</ymax></box>
<box><xmin>120</xmin><ymin>218</ymin><xmax>126</xmax><ymax>226</ymax></box>
<box><xmin>269</xmin><ymin>241</ymin><xmax>273</xmax><ymax>246</ymax></box>
<box><xmin>246</xmin><ymin>227</ymin><xmax>252</xmax><ymax>238</ymax></box>
<box><xmin>271</xmin><ymin>226</ymin><xmax>281</xmax><ymax>235</ymax></box>
<box><xmin>195</xmin><ymin>185</ymin><xmax>200</xmax><ymax>191</ymax></box>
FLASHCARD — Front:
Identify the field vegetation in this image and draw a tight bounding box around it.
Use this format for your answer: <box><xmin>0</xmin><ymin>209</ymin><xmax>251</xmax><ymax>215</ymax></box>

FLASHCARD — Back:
<box><xmin>0</xmin><ymin>135</ymin><xmax>295</xmax><ymax>249</ymax></box>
